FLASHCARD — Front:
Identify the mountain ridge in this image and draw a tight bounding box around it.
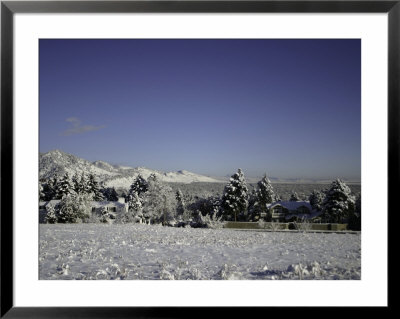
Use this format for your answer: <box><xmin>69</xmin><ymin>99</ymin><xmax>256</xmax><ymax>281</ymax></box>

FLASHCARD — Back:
<box><xmin>39</xmin><ymin>150</ymin><xmax>223</xmax><ymax>188</ymax></box>
<box><xmin>39</xmin><ymin>150</ymin><xmax>361</xmax><ymax>188</ymax></box>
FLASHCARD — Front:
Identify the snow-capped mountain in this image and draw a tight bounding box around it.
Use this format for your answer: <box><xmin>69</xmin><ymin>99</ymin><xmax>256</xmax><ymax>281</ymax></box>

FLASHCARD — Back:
<box><xmin>39</xmin><ymin>150</ymin><xmax>221</xmax><ymax>188</ymax></box>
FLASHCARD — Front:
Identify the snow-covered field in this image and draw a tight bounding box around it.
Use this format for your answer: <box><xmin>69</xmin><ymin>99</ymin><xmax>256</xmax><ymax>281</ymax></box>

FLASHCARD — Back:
<box><xmin>39</xmin><ymin>224</ymin><xmax>361</xmax><ymax>280</ymax></box>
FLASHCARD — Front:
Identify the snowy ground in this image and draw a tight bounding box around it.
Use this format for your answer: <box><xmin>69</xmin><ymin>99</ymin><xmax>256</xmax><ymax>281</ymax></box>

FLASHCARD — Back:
<box><xmin>39</xmin><ymin>224</ymin><xmax>361</xmax><ymax>280</ymax></box>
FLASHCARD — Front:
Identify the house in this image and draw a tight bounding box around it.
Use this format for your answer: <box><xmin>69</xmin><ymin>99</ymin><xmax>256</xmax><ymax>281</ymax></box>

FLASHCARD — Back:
<box><xmin>266</xmin><ymin>201</ymin><xmax>320</xmax><ymax>222</ymax></box>
<box><xmin>39</xmin><ymin>197</ymin><xmax>129</xmax><ymax>222</ymax></box>
<box><xmin>90</xmin><ymin>199</ymin><xmax>128</xmax><ymax>218</ymax></box>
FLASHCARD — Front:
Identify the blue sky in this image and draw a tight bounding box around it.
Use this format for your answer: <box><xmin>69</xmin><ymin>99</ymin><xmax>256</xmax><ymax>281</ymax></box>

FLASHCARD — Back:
<box><xmin>39</xmin><ymin>39</ymin><xmax>360</xmax><ymax>180</ymax></box>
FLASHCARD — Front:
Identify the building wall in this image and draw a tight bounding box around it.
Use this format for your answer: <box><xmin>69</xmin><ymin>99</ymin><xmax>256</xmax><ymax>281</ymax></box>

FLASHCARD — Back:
<box><xmin>91</xmin><ymin>205</ymin><xmax>126</xmax><ymax>215</ymax></box>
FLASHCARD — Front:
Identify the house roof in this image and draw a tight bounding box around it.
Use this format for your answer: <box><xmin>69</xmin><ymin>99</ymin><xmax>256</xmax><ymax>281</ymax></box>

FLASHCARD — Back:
<box><xmin>90</xmin><ymin>201</ymin><xmax>126</xmax><ymax>208</ymax></box>
<box><xmin>267</xmin><ymin>201</ymin><xmax>313</xmax><ymax>211</ymax></box>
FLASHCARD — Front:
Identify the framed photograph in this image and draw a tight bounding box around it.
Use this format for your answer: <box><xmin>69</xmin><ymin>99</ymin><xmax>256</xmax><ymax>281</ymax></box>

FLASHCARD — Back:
<box><xmin>1</xmin><ymin>0</ymin><xmax>393</xmax><ymax>317</ymax></box>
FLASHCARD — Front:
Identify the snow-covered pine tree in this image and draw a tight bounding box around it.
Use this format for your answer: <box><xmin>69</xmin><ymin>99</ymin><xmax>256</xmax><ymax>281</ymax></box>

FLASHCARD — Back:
<box><xmin>87</xmin><ymin>174</ymin><xmax>104</xmax><ymax>201</ymax></box>
<box><xmin>321</xmin><ymin>179</ymin><xmax>355</xmax><ymax>223</ymax></box>
<box><xmin>175</xmin><ymin>189</ymin><xmax>186</xmax><ymax>220</ymax></box>
<box><xmin>40</xmin><ymin>180</ymin><xmax>51</xmax><ymax>201</ymax></box>
<box><xmin>309</xmin><ymin>190</ymin><xmax>325</xmax><ymax>211</ymax></box>
<box><xmin>48</xmin><ymin>177</ymin><xmax>58</xmax><ymax>199</ymax></box>
<box><xmin>78</xmin><ymin>173</ymin><xmax>89</xmax><ymax>194</ymax></box>
<box><xmin>124</xmin><ymin>174</ymin><xmax>149</xmax><ymax>213</ymax></box>
<box><xmin>252</xmin><ymin>174</ymin><xmax>274</xmax><ymax>221</ymax></box>
<box><xmin>290</xmin><ymin>191</ymin><xmax>300</xmax><ymax>201</ymax></box>
<box><xmin>102</xmin><ymin>187</ymin><xmax>119</xmax><ymax>201</ymax></box>
<box><xmin>72</xmin><ymin>173</ymin><xmax>80</xmax><ymax>194</ymax></box>
<box><xmin>210</xmin><ymin>196</ymin><xmax>221</xmax><ymax>218</ymax></box>
<box><xmin>220</xmin><ymin>168</ymin><xmax>249</xmax><ymax>222</ymax></box>
<box><xmin>129</xmin><ymin>174</ymin><xmax>149</xmax><ymax>197</ymax></box>
<box><xmin>126</xmin><ymin>191</ymin><xmax>143</xmax><ymax>212</ymax></box>
<box><xmin>55</xmin><ymin>172</ymin><xmax>75</xmax><ymax>199</ymax></box>
<box><xmin>110</xmin><ymin>187</ymin><xmax>120</xmax><ymax>201</ymax></box>
<box><xmin>44</xmin><ymin>176</ymin><xmax>59</xmax><ymax>200</ymax></box>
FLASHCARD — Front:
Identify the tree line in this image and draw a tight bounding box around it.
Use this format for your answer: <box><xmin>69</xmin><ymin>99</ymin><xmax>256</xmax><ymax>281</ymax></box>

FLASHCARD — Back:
<box><xmin>40</xmin><ymin>172</ymin><xmax>118</xmax><ymax>202</ymax></box>
<box><xmin>39</xmin><ymin>169</ymin><xmax>361</xmax><ymax>230</ymax></box>
<box><xmin>215</xmin><ymin>169</ymin><xmax>360</xmax><ymax>229</ymax></box>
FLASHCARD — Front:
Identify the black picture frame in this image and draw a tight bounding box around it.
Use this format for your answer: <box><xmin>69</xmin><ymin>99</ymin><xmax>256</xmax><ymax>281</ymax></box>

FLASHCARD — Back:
<box><xmin>1</xmin><ymin>0</ymin><xmax>394</xmax><ymax>317</ymax></box>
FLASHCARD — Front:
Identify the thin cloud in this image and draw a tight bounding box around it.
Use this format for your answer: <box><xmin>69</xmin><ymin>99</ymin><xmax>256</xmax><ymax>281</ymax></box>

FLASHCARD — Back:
<box><xmin>61</xmin><ymin>117</ymin><xmax>106</xmax><ymax>136</ymax></box>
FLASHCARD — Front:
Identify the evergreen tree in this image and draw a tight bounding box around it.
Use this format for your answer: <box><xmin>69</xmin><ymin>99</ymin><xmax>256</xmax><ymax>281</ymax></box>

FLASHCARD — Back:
<box><xmin>129</xmin><ymin>174</ymin><xmax>149</xmax><ymax>197</ymax></box>
<box><xmin>251</xmin><ymin>174</ymin><xmax>274</xmax><ymax>221</ymax></box>
<box><xmin>125</xmin><ymin>191</ymin><xmax>142</xmax><ymax>214</ymax></box>
<box><xmin>290</xmin><ymin>191</ymin><xmax>300</xmax><ymax>201</ymax></box>
<box><xmin>321</xmin><ymin>179</ymin><xmax>355</xmax><ymax>223</ymax></box>
<box><xmin>309</xmin><ymin>190</ymin><xmax>325</xmax><ymax>211</ymax></box>
<box><xmin>56</xmin><ymin>172</ymin><xmax>75</xmax><ymax>199</ymax></box>
<box><xmin>101</xmin><ymin>187</ymin><xmax>119</xmax><ymax>201</ymax></box>
<box><xmin>87</xmin><ymin>174</ymin><xmax>104</xmax><ymax>201</ymax></box>
<box><xmin>175</xmin><ymin>189</ymin><xmax>186</xmax><ymax>219</ymax></box>
<box><xmin>41</xmin><ymin>181</ymin><xmax>50</xmax><ymax>201</ymax></box>
<box><xmin>42</xmin><ymin>176</ymin><xmax>58</xmax><ymax>200</ymax></box>
<box><xmin>220</xmin><ymin>169</ymin><xmax>249</xmax><ymax>221</ymax></box>
<box><xmin>128</xmin><ymin>192</ymin><xmax>143</xmax><ymax>211</ymax></box>
<box><xmin>125</xmin><ymin>174</ymin><xmax>149</xmax><ymax>212</ymax></box>
<box><xmin>72</xmin><ymin>173</ymin><xmax>80</xmax><ymax>194</ymax></box>
<box><xmin>78</xmin><ymin>173</ymin><xmax>89</xmax><ymax>194</ymax></box>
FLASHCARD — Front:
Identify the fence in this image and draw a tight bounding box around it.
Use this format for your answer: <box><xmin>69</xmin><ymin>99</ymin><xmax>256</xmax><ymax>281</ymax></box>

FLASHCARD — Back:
<box><xmin>223</xmin><ymin>221</ymin><xmax>348</xmax><ymax>231</ymax></box>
